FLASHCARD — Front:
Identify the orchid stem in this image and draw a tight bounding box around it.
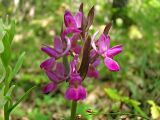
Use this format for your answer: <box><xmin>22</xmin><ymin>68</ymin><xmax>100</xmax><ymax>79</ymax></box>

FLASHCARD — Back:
<box><xmin>70</xmin><ymin>100</ymin><xmax>77</xmax><ymax>120</ymax></box>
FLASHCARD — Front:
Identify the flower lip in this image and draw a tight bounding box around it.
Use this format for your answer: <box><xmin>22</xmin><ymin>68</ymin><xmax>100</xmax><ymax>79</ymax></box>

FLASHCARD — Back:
<box><xmin>65</xmin><ymin>85</ymin><xmax>86</xmax><ymax>101</ymax></box>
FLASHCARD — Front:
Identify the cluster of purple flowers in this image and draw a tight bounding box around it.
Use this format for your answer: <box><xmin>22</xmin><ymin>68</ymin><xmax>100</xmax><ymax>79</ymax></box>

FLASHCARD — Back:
<box><xmin>40</xmin><ymin>3</ymin><xmax>122</xmax><ymax>101</ymax></box>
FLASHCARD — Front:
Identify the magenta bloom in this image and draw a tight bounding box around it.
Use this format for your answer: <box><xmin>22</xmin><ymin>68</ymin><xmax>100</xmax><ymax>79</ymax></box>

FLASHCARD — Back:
<box><xmin>41</xmin><ymin>58</ymin><xmax>67</xmax><ymax>93</ymax></box>
<box><xmin>65</xmin><ymin>57</ymin><xmax>86</xmax><ymax>101</ymax></box>
<box><xmin>63</xmin><ymin>10</ymin><xmax>82</xmax><ymax>36</ymax></box>
<box><xmin>92</xmin><ymin>33</ymin><xmax>122</xmax><ymax>71</ymax></box>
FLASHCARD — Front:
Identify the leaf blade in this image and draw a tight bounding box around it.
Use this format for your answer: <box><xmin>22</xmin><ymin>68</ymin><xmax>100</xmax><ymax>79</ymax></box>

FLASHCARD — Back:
<box><xmin>8</xmin><ymin>86</ymin><xmax>36</xmax><ymax>113</ymax></box>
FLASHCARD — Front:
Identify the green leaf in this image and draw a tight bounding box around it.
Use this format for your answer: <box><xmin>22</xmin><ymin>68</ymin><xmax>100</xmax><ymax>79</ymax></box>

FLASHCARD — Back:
<box><xmin>104</xmin><ymin>88</ymin><xmax>121</xmax><ymax>101</ymax></box>
<box><xmin>0</xmin><ymin>58</ymin><xmax>6</xmax><ymax>83</ymax></box>
<box><xmin>0</xmin><ymin>20</ymin><xmax>15</xmax><ymax>68</ymax></box>
<box><xmin>104</xmin><ymin>88</ymin><xmax>148</xmax><ymax>118</ymax></box>
<box><xmin>0</xmin><ymin>86</ymin><xmax>5</xmax><ymax>107</ymax></box>
<box><xmin>0</xmin><ymin>40</ymin><xmax>4</xmax><ymax>54</ymax></box>
<box><xmin>8</xmin><ymin>86</ymin><xmax>36</xmax><ymax>113</ymax></box>
<box><xmin>8</xmin><ymin>52</ymin><xmax>25</xmax><ymax>84</ymax></box>
<box><xmin>7</xmin><ymin>20</ymin><xmax>15</xmax><ymax>44</ymax></box>
<box><xmin>148</xmin><ymin>100</ymin><xmax>160</xmax><ymax>119</ymax></box>
<box><xmin>77</xmin><ymin>103</ymin><xmax>94</xmax><ymax>120</ymax></box>
<box><xmin>5</xmin><ymin>85</ymin><xmax>15</xmax><ymax>105</ymax></box>
<box><xmin>0</xmin><ymin>19</ymin><xmax>5</xmax><ymax>53</ymax></box>
<box><xmin>0</xmin><ymin>85</ymin><xmax>15</xmax><ymax>107</ymax></box>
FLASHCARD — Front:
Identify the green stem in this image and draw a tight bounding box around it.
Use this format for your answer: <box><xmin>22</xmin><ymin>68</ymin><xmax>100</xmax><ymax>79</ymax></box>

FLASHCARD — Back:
<box><xmin>4</xmin><ymin>104</ymin><xmax>9</xmax><ymax>120</ymax></box>
<box><xmin>4</xmin><ymin>66</ymin><xmax>10</xmax><ymax>120</ymax></box>
<box><xmin>70</xmin><ymin>101</ymin><xmax>77</xmax><ymax>120</ymax></box>
<box><xmin>63</xmin><ymin>56</ymin><xmax>70</xmax><ymax>75</ymax></box>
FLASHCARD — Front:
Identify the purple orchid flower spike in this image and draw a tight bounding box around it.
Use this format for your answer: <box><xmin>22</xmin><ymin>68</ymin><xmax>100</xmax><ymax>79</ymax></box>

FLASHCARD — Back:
<box><xmin>40</xmin><ymin>3</ymin><xmax>123</xmax><ymax>120</ymax></box>
<box><xmin>65</xmin><ymin>56</ymin><xmax>86</xmax><ymax>101</ymax></box>
<box><xmin>92</xmin><ymin>32</ymin><xmax>122</xmax><ymax>71</ymax></box>
<box><xmin>63</xmin><ymin>10</ymin><xmax>82</xmax><ymax>36</ymax></box>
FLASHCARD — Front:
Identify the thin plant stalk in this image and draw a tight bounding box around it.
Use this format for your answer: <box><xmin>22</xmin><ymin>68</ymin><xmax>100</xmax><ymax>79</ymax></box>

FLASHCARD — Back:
<box><xmin>4</xmin><ymin>67</ymin><xmax>10</xmax><ymax>120</ymax></box>
<box><xmin>70</xmin><ymin>101</ymin><xmax>77</xmax><ymax>120</ymax></box>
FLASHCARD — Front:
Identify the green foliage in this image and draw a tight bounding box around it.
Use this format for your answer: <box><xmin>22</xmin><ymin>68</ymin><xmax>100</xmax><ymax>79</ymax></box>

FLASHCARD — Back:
<box><xmin>0</xmin><ymin>19</ymin><xmax>35</xmax><ymax>120</ymax></box>
<box><xmin>8</xmin><ymin>86</ymin><xmax>36</xmax><ymax>113</ymax></box>
<box><xmin>105</xmin><ymin>88</ymin><xmax>148</xmax><ymax>118</ymax></box>
<box><xmin>7</xmin><ymin>52</ymin><xmax>25</xmax><ymax>84</ymax></box>
<box><xmin>148</xmin><ymin>100</ymin><xmax>160</xmax><ymax>119</ymax></box>
<box><xmin>0</xmin><ymin>20</ymin><xmax>15</xmax><ymax>68</ymax></box>
<box><xmin>28</xmin><ymin>108</ymin><xmax>50</xmax><ymax>120</ymax></box>
<box><xmin>77</xmin><ymin>103</ymin><xmax>95</xmax><ymax>120</ymax></box>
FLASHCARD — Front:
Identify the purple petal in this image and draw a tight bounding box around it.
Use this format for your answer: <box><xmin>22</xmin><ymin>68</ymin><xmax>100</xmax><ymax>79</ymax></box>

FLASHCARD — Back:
<box><xmin>107</xmin><ymin>45</ymin><xmax>122</xmax><ymax>57</ymax></box>
<box><xmin>46</xmin><ymin>70</ymin><xmax>59</xmax><ymax>82</ymax></box>
<box><xmin>43</xmin><ymin>82</ymin><xmax>57</xmax><ymax>93</ymax></box>
<box><xmin>54</xmin><ymin>36</ymin><xmax>63</xmax><ymax>53</ymax></box>
<box><xmin>41</xmin><ymin>46</ymin><xmax>59</xmax><ymax>58</ymax></box>
<box><xmin>74</xmin><ymin>11</ymin><xmax>82</xmax><ymax>28</ymax></box>
<box><xmin>64</xmin><ymin>10</ymin><xmax>77</xmax><ymax>28</ymax></box>
<box><xmin>90</xmin><ymin>49</ymin><xmax>98</xmax><ymax>59</ymax></box>
<box><xmin>55</xmin><ymin>63</ymin><xmax>65</xmax><ymax>76</ymax></box>
<box><xmin>40</xmin><ymin>58</ymin><xmax>55</xmax><ymax>70</ymax></box>
<box><xmin>87</xmin><ymin>65</ymin><xmax>99</xmax><ymax>79</ymax></box>
<box><xmin>65</xmin><ymin>86</ymin><xmax>78</xmax><ymax>100</ymax></box>
<box><xmin>70</xmin><ymin>72</ymin><xmax>82</xmax><ymax>85</ymax></box>
<box><xmin>72</xmin><ymin>45</ymin><xmax>81</xmax><ymax>54</ymax></box>
<box><xmin>97</xmin><ymin>34</ymin><xmax>110</xmax><ymax>54</ymax></box>
<box><xmin>63</xmin><ymin>28</ymin><xmax>81</xmax><ymax>36</ymax></box>
<box><xmin>77</xmin><ymin>86</ymin><xmax>86</xmax><ymax>100</ymax></box>
<box><xmin>92</xmin><ymin>58</ymin><xmax>100</xmax><ymax>67</ymax></box>
<box><xmin>70</xmin><ymin>34</ymin><xmax>81</xmax><ymax>54</ymax></box>
<box><xmin>104</xmin><ymin>57</ymin><xmax>120</xmax><ymax>71</ymax></box>
<box><xmin>91</xmin><ymin>31</ymin><xmax>99</xmax><ymax>51</ymax></box>
<box><xmin>70</xmin><ymin>56</ymin><xmax>78</xmax><ymax>73</ymax></box>
<box><xmin>65</xmin><ymin>85</ymin><xmax>86</xmax><ymax>101</ymax></box>
<box><xmin>45</xmin><ymin>64</ymin><xmax>66</xmax><ymax>83</ymax></box>
<box><xmin>70</xmin><ymin>34</ymin><xmax>80</xmax><ymax>43</ymax></box>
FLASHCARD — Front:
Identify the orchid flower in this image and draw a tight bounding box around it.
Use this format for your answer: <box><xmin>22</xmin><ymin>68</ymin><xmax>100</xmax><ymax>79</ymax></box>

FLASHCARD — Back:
<box><xmin>41</xmin><ymin>36</ymin><xmax>71</xmax><ymax>59</ymax></box>
<box><xmin>41</xmin><ymin>59</ymin><xmax>67</xmax><ymax>93</ymax></box>
<box><xmin>63</xmin><ymin>10</ymin><xmax>82</xmax><ymax>36</ymax></box>
<box><xmin>92</xmin><ymin>32</ymin><xmax>122</xmax><ymax>71</ymax></box>
<box><xmin>65</xmin><ymin>56</ymin><xmax>86</xmax><ymax>100</ymax></box>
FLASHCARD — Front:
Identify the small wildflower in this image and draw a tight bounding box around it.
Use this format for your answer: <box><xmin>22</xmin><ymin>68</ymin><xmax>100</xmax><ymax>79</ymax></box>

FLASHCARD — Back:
<box><xmin>92</xmin><ymin>32</ymin><xmax>122</xmax><ymax>71</ymax></box>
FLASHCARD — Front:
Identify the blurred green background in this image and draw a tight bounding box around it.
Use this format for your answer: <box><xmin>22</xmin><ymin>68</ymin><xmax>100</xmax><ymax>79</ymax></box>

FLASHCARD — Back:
<box><xmin>0</xmin><ymin>0</ymin><xmax>160</xmax><ymax>119</ymax></box>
